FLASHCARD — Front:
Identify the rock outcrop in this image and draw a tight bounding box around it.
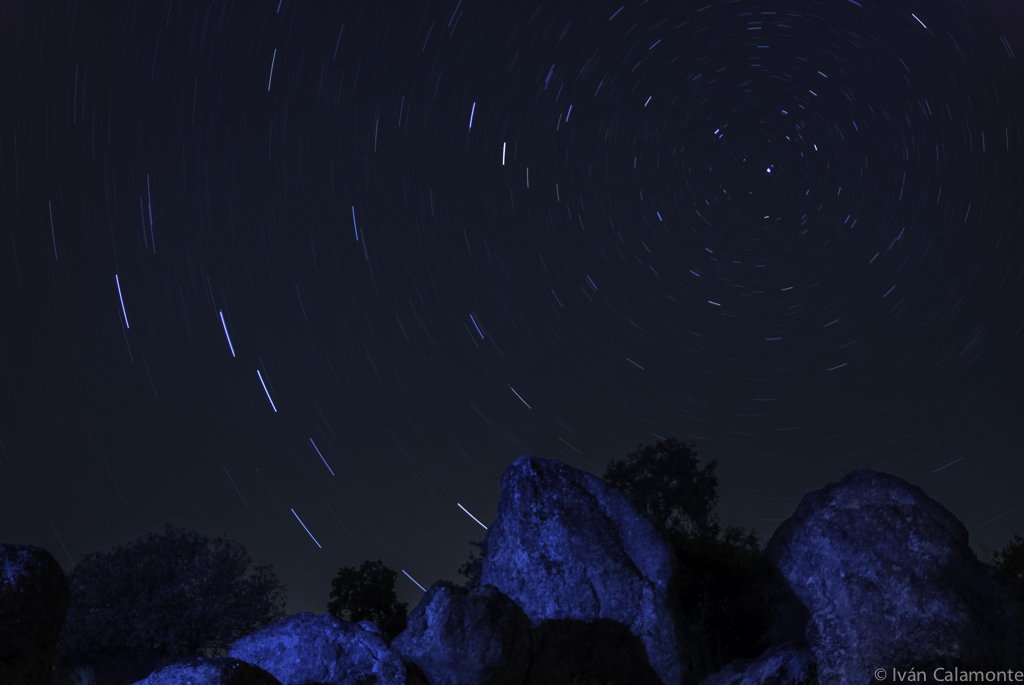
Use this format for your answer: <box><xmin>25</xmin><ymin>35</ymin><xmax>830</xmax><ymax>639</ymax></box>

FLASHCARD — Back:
<box><xmin>130</xmin><ymin>656</ymin><xmax>283</xmax><ymax>685</ymax></box>
<box><xmin>699</xmin><ymin>645</ymin><xmax>815</xmax><ymax>685</ymax></box>
<box><xmin>479</xmin><ymin>455</ymin><xmax>683</xmax><ymax>685</ymax></box>
<box><xmin>390</xmin><ymin>580</ymin><xmax>531</xmax><ymax>685</ymax></box>
<box><xmin>227</xmin><ymin>612</ymin><xmax>414</xmax><ymax>685</ymax></box>
<box><xmin>13</xmin><ymin>461</ymin><xmax>1020</xmax><ymax>685</ymax></box>
<box><xmin>765</xmin><ymin>469</ymin><xmax>1019</xmax><ymax>685</ymax></box>
<box><xmin>1</xmin><ymin>543</ymin><xmax>71</xmax><ymax>685</ymax></box>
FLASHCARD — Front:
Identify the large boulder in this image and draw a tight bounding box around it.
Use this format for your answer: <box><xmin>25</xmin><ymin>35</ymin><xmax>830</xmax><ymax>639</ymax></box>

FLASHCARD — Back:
<box><xmin>129</xmin><ymin>656</ymin><xmax>283</xmax><ymax>685</ymax></box>
<box><xmin>480</xmin><ymin>456</ymin><xmax>683</xmax><ymax>685</ymax></box>
<box><xmin>227</xmin><ymin>612</ymin><xmax>412</xmax><ymax>685</ymax></box>
<box><xmin>391</xmin><ymin>580</ymin><xmax>531</xmax><ymax>685</ymax></box>
<box><xmin>698</xmin><ymin>645</ymin><xmax>815</xmax><ymax>685</ymax></box>
<box><xmin>766</xmin><ymin>470</ymin><xmax>1019</xmax><ymax>685</ymax></box>
<box><xmin>0</xmin><ymin>543</ymin><xmax>71</xmax><ymax>685</ymax></box>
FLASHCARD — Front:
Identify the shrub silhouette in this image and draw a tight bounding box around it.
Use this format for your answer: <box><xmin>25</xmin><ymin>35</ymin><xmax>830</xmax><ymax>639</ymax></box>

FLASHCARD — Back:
<box><xmin>455</xmin><ymin>538</ymin><xmax>486</xmax><ymax>590</ymax></box>
<box><xmin>326</xmin><ymin>559</ymin><xmax>408</xmax><ymax>641</ymax></box>
<box><xmin>54</xmin><ymin>524</ymin><xmax>287</xmax><ymax>684</ymax></box>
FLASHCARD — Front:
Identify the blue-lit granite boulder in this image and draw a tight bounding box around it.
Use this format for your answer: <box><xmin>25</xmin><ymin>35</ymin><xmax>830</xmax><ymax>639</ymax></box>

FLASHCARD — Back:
<box><xmin>698</xmin><ymin>645</ymin><xmax>815</xmax><ymax>685</ymax></box>
<box><xmin>480</xmin><ymin>455</ymin><xmax>683</xmax><ymax>685</ymax></box>
<box><xmin>129</xmin><ymin>656</ymin><xmax>282</xmax><ymax>685</ymax></box>
<box><xmin>390</xmin><ymin>580</ymin><xmax>531</xmax><ymax>685</ymax></box>
<box><xmin>355</xmin><ymin>620</ymin><xmax>384</xmax><ymax>637</ymax></box>
<box><xmin>765</xmin><ymin>469</ymin><xmax>1019</xmax><ymax>685</ymax></box>
<box><xmin>0</xmin><ymin>543</ymin><xmax>71</xmax><ymax>685</ymax></box>
<box><xmin>227</xmin><ymin>612</ymin><xmax>413</xmax><ymax>685</ymax></box>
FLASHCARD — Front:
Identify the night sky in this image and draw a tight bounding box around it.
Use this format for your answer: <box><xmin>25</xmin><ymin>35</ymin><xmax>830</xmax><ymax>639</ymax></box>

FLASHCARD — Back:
<box><xmin>2</xmin><ymin>0</ymin><xmax>1023</xmax><ymax>619</ymax></box>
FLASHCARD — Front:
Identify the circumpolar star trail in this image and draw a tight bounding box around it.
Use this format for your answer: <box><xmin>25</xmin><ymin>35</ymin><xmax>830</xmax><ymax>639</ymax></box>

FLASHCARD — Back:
<box><xmin>508</xmin><ymin>385</ymin><xmax>531</xmax><ymax>409</ymax></box>
<box><xmin>115</xmin><ymin>274</ymin><xmax>129</xmax><ymax>328</ymax></box>
<box><xmin>457</xmin><ymin>503</ymin><xmax>488</xmax><ymax>529</ymax></box>
<box><xmin>257</xmin><ymin>370</ymin><xmax>277</xmax><ymax>413</ymax></box>
<box><xmin>309</xmin><ymin>438</ymin><xmax>335</xmax><ymax>476</ymax></box>
<box><xmin>12</xmin><ymin>0</ymin><xmax>1021</xmax><ymax>620</ymax></box>
<box><xmin>219</xmin><ymin>310</ymin><xmax>236</xmax><ymax>357</ymax></box>
<box><xmin>402</xmin><ymin>569</ymin><xmax>426</xmax><ymax>592</ymax></box>
<box><xmin>268</xmin><ymin>48</ymin><xmax>277</xmax><ymax>91</ymax></box>
<box><xmin>291</xmin><ymin>508</ymin><xmax>321</xmax><ymax>548</ymax></box>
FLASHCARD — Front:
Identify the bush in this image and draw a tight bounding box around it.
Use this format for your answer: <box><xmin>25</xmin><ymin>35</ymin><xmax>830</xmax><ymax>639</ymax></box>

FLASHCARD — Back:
<box><xmin>455</xmin><ymin>538</ymin><xmax>487</xmax><ymax>590</ymax></box>
<box><xmin>55</xmin><ymin>524</ymin><xmax>287</xmax><ymax>681</ymax></box>
<box><xmin>326</xmin><ymin>559</ymin><xmax>408</xmax><ymax>641</ymax></box>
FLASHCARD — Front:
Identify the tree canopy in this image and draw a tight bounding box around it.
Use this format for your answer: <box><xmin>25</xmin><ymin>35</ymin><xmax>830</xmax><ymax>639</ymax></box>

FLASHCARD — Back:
<box><xmin>56</xmin><ymin>524</ymin><xmax>288</xmax><ymax>672</ymax></box>
<box><xmin>602</xmin><ymin>437</ymin><xmax>721</xmax><ymax>541</ymax></box>
<box><xmin>326</xmin><ymin>559</ymin><xmax>408</xmax><ymax>641</ymax></box>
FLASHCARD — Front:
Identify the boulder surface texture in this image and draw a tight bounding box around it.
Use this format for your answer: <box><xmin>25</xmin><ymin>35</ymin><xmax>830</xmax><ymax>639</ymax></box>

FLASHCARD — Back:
<box><xmin>766</xmin><ymin>469</ymin><xmax>1019</xmax><ymax>685</ymax></box>
<box><xmin>480</xmin><ymin>455</ymin><xmax>682</xmax><ymax>685</ymax></box>
<box><xmin>130</xmin><ymin>656</ymin><xmax>283</xmax><ymax>685</ymax></box>
<box><xmin>698</xmin><ymin>645</ymin><xmax>815</xmax><ymax>685</ymax></box>
<box><xmin>0</xmin><ymin>543</ymin><xmax>71</xmax><ymax>685</ymax></box>
<box><xmin>391</xmin><ymin>580</ymin><xmax>531</xmax><ymax>685</ymax></box>
<box><xmin>228</xmin><ymin>611</ymin><xmax>411</xmax><ymax>685</ymax></box>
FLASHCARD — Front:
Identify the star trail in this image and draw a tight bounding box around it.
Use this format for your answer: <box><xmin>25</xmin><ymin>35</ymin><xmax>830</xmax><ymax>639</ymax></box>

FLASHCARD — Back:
<box><xmin>1</xmin><ymin>0</ymin><xmax>1022</xmax><ymax>616</ymax></box>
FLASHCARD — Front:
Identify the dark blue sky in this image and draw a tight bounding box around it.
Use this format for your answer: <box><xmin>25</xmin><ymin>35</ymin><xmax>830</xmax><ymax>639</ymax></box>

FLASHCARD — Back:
<box><xmin>1</xmin><ymin>0</ymin><xmax>1022</xmax><ymax>617</ymax></box>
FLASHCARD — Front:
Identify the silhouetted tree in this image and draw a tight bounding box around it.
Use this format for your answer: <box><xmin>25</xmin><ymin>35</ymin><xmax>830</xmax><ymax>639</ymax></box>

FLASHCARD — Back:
<box><xmin>326</xmin><ymin>559</ymin><xmax>408</xmax><ymax>641</ymax></box>
<box><xmin>602</xmin><ymin>438</ymin><xmax>789</xmax><ymax>685</ymax></box>
<box><xmin>55</xmin><ymin>524</ymin><xmax>288</xmax><ymax>681</ymax></box>
<box><xmin>455</xmin><ymin>538</ymin><xmax>487</xmax><ymax>590</ymax></box>
<box><xmin>603</xmin><ymin>437</ymin><xmax>721</xmax><ymax>540</ymax></box>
